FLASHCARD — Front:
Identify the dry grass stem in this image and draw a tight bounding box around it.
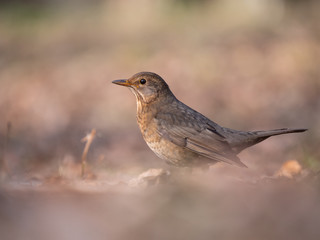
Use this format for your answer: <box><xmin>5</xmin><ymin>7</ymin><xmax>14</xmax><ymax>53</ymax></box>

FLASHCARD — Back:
<box><xmin>81</xmin><ymin>128</ymin><xmax>96</xmax><ymax>178</ymax></box>
<box><xmin>1</xmin><ymin>122</ymin><xmax>11</xmax><ymax>179</ymax></box>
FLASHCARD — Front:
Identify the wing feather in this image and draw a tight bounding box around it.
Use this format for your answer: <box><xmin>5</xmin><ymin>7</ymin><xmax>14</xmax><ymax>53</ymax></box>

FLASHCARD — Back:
<box><xmin>155</xmin><ymin>109</ymin><xmax>247</xmax><ymax>167</ymax></box>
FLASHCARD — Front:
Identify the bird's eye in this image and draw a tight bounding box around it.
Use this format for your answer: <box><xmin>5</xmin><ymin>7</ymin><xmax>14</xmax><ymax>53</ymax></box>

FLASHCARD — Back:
<box><xmin>140</xmin><ymin>79</ymin><xmax>146</xmax><ymax>85</ymax></box>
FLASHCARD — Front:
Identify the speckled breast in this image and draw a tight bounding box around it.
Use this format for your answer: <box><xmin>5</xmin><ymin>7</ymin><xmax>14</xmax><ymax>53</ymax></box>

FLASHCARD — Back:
<box><xmin>138</xmin><ymin>117</ymin><xmax>201</xmax><ymax>167</ymax></box>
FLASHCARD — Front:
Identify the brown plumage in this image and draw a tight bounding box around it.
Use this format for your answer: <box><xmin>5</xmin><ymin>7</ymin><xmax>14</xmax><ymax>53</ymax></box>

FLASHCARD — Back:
<box><xmin>112</xmin><ymin>72</ymin><xmax>307</xmax><ymax>168</ymax></box>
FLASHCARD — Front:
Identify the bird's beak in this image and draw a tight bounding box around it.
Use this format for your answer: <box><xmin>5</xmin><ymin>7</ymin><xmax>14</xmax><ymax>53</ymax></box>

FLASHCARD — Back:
<box><xmin>112</xmin><ymin>79</ymin><xmax>132</xmax><ymax>87</ymax></box>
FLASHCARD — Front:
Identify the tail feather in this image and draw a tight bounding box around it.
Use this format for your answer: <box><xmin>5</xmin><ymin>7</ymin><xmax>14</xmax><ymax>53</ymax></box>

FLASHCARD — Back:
<box><xmin>232</xmin><ymin>128</ymin><xmax>307</xmax><ymax>153</ymax></box>
<box><xmin>253</xmin><ymin>128</ymin><xmax>308</xmax><ymax>137</ymax></box>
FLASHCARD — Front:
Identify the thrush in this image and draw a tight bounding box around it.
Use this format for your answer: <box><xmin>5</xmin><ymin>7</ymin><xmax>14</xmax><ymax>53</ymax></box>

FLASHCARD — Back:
<box><xmin>112</xmin><ymin>72</ymin><xmax>307</xmax><ymax>168</ymax></box>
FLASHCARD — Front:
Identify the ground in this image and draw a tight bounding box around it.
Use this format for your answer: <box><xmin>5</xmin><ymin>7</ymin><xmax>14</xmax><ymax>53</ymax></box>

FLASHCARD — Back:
<box><xmin>0</xmin><ymin>1</ymin><xmax>320</xmax><ymax>239</ymax></box>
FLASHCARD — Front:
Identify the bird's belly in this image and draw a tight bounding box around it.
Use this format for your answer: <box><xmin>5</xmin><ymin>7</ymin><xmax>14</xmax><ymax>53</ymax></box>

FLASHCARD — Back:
<box><xmin>138</xmin><ymin>114</ymin><xmax>204</xmax><ymax>167</ymax></box>
<box><xmin>143</xmin><ymin>132</ymin><xmax>200</xmax><ymax>167</ymax></box>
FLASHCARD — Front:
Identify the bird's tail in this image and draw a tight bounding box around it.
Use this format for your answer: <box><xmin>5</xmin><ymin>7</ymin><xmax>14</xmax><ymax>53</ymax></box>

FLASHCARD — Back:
<box><xmin>233</xmin><ymin>128</ymin><xmax>307</xmax><ymax>153</ymax></box>
<box><xmin>252</xmin><ymin>128</ymin><xmax>308</xmax><ymax>138</ymax></box>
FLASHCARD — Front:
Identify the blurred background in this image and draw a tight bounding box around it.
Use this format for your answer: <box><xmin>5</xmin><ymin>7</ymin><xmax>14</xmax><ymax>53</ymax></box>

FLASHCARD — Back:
<box><xmin>0</xmin><ymin>0</ymin><xmax>320</xmax><ymax>239</ymax></box>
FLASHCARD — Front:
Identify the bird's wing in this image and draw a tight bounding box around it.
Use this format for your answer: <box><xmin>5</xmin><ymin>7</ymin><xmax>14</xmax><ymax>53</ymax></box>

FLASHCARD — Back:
<box><xmin>154</xmin><ymin>110</ymin><xmax>247</xmax><ymax>167</ymax></box>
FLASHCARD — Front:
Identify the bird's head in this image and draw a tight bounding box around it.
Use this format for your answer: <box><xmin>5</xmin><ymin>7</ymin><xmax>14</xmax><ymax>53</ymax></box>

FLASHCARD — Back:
<box><xmin>112</xmin><ymin>72</ymin><xmax>173</xmax><ymax>104</ymax></box>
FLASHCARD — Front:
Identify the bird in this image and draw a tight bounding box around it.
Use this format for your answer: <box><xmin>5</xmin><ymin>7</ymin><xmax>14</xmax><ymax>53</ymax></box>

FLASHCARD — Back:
<box><xmin>112</xmin><ymin>72</ymin><xmax>307</xmax><ymax>168</ymax></box>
